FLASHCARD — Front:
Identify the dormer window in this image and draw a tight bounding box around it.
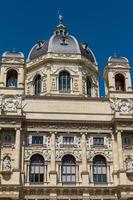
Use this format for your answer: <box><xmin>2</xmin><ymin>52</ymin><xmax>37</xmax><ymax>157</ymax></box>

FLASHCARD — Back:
<box><xmin>6</xmin><ymin>69</ymin><xmax>18</xmax><ymax>88</ymax></box>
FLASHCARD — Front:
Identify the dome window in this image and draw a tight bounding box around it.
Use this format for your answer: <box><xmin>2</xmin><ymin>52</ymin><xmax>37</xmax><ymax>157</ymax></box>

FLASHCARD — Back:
<box><xmin>115</xmin><ymin>74</ymin><xmax>125</xmax><ymax>91</ymax></box>
<box><xmin>6</xmin><ymin>69</ymin><xmax>18</xmax><ymax>88</ymax></box>
<box><xmin>34</xmin><ymin>74</ymin><xmax>41</xmax><ymax>95</ymax></box>
<box><xmin>59</xmin><ymin>71</ymin><xmax>71</xmax><ymax>92</ymax></box>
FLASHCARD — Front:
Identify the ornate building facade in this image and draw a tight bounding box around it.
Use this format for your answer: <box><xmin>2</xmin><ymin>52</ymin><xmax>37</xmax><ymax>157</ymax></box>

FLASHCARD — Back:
<box><xmin>0</xmin><ymin>16</ymin><xmax>133</xmax><ymax>200</ymax></box>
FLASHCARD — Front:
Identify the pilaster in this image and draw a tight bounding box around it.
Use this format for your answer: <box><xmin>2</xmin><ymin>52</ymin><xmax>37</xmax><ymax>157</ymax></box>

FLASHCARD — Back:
<box><xmin>116</xmin><ymin>130</ymin><xmax>126</xmax><ymax>184</ymax></box>
<box><xmin>112</xmin><ymin>133</ymin><xmax>119</xmax><ymax>185</ymax></box>
<box><xmin>49</xmin><ymin>131</ymin><xmax>57</xmax><ymax>185</ymax></box>
<box><xmin>81</xmin><ymin>132</ymin><xmax>89</xmax><ymax>186</ymax></box>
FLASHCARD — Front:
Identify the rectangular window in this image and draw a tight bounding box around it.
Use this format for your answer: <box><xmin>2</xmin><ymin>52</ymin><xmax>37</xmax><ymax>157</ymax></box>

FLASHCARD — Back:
<box><xmin>32</xmin><ymin>136</ymin><xmax>43</xmax><ymax>145</ymax></box>
<box><xmin>93</xmin><ymin>137</ymin><xmax>104</xmax><ymax>146</ymax></box>
<box><xmin>63</xmin><ymin>137</ymin><xmax>74</xmax><ymax>145</ymax></box>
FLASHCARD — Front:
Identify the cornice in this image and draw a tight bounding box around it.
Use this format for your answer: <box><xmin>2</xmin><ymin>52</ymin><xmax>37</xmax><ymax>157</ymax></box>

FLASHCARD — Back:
<box><xmin>24</xmin><ymin>95</ymin><xmax>109</xmax><ymax>102</ymax></box>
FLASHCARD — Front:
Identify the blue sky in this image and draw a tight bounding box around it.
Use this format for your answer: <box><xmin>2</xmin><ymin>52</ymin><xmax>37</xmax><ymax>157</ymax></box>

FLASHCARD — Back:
<box><xmin>0</xmin><ymin>0</ymin><xmax>133</xmax><ymax>95</ymax></box>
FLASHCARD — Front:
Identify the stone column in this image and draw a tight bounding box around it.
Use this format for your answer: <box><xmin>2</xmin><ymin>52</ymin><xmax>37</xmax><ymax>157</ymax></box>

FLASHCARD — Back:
<box><xmin>81</xmin><ymin>132</ymin><xmax>89</xmax><ymax>185</ymax></box>
<box><xmin>49</xmin><ymin>132</ymin><xmax>57</xmax><ymax>185</ymax></box>
<box><xmin>117</xmin><ymin>130</ymin><xmax>124</xmax><ymax>170</ymax></box>
<box><xmin>112</xmin><ymin>133</ymin><xmax>119</xmax><ymax>185</ymax></box>
<box><xmin>117</xmin><ymin>130</ymin><xmax>127</xmax><ymax>184</ymax></box>
<box><xmin>51</xmin><ymin>132</ymin><xmax>56</xmax><ymax>171</ymax></box>
<box><xmin>15</xmin><ymin>128</ymin><xmax>21</xmax><ymax>170</ymax></box>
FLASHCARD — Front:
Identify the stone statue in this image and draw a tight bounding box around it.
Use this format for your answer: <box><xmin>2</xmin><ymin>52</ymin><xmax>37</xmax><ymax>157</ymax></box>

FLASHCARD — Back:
<box><xmin>3</xmin><ymin>156</ymin><xmax>11</xmax><ymax>171</ymax></box>
<box><xmin>125</xmin><ymin>156</ymin><xmax>133</xmax><ymax>171</ymax></box>
<box><xmin>58</xmin><ymin>11</ymin><xmax>63</xmax><ymax>24</ymax></box>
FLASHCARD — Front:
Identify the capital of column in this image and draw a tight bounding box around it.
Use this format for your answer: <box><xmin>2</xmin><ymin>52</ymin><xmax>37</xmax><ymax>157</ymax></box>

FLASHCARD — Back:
<box><xmin>15</xmin><ymin>127</ymin><xmax>22</xmax><ymax>132</ymax></box>
<box><xmin>115</xmin><ymin>129</ymin><xmax>123</xmax><ymax>134</ymax></box>
<box><xmin>50</xmin><ymin>131</ymin><xmax>57</xmax><ymax>135</ymax></box>
<box><xmin>80</xmin><ymin>132</ymin><xmax>87</xmax><ymax>136</ymax></box>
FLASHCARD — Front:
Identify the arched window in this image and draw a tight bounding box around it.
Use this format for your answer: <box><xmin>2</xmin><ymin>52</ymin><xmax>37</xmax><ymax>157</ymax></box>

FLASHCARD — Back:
<box><xmin>93</xmin><ymin>155</ymin><xmax>107</xmax><ymax>184</ymax></box>
<box><xmin>29</xmin><ymin>154</ymin><xmax>44</xmax><ymax>183</ymax></box>
<box><xmin>61</xmin><ymin>155</ymin><xmax>76</xmax><ymax>184</ymax></box>
<box><xmin>115</xmin><ymin>74</ymin><xmax>125</xmax><ymax>91</ymax></box>
<box><xmin>59</xmin><ymin>71</ymin><xmax>71</xmax><ymax>92</ymax></box>
<box><xmin>6</xmin><ymin>69</ymin><xmax>18</xmax><ymax>88</ymax></box>
<box><xmin>34</xmin><ymin>74</ymin><xmax>41</xmax><ymax>95</ymax></box>
<box><xmin>86</xmin><ymin>77</ymin><xmax>92</xmax><ymax>96</ymax></box>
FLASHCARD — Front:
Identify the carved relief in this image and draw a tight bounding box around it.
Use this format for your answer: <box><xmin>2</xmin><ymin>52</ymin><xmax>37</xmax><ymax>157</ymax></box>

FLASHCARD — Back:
<box><xmin>56</xmin><ymin>149</ymin><xmax>81</xmax><ymax>161</ymax></box>
<box><xmin>0</xmin><ymin>95</ymin><xmax>22</xmax><ymax>112</ymax></box>
<box><xmin>73</xmin><ymin>78</ymin><xmax>79</xmax><ymax>92</ymax></box>
<box><xmin>87</xmin><ymin>150</ymin><xmax>112</xmax><ymax>162</ymax></box>
<box><xmin>24</xmin><ymin>149</ymin><xmax>51</xmax><ymax>161</ymax></box>
<box><xmin>82</xmin><ymin>79</ymin><xmax>86</xmax><ymax>94</ymax></box>
<box><xmin>71</xmin><ymin>66</ymin><xmax>78</xmax><ymax>73</ymax></box>
<box><xmin>51</xmin><ymin>65</ymin><xmax>58</xmax><ymax>73</ymax></box>
<box><xmin>51</xmin><ymin>76</ymin><xmax>57</xmax><ymax>91</ymax></box>
<box><xmin>110</xmin><ymin>98</ymin><xmax>133</xmax><ymax>114</ymax></box>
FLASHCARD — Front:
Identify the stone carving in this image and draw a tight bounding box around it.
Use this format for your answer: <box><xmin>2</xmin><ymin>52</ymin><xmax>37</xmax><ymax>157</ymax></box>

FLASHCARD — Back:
<box><xmin>51</xmin><ymin>65</ymin><xmax>58</xmax><ymax>73</ymax></box>
<box><xmin>125</xmin><ymin>156</ymin><xmax>133</xmax><ymax>171</ymax></box>
<box><xmin>87</xmin><ymin>150</ymin><xmax>112</xmax><ymax>162</ymax></box>
<box><xmin>2</xmin><ymin>95</ymin><xmax>22</xmax><ymax>112</ymax></box>
<box><xmin>3</xmin><ymin>156</ymin><xmax>11</xmax><ymax>171</ymax></box>
<box><xmin>71</xmin><ymin>66</ymin><xmax>78</xmax><ymax>73</ymax></box>
<box><xmin>73</xmin><ymin>150</ymin><xmax>82</xmax><ymax>161</ymax></box>
<box><xmin>56</xmin><ymin>149</ymin><xmax>81</xmax><ymax>161</ymax></box>
<box><xmin>0</xmin><ymin>95</ymin><xmax>22</xmax><ymax>112</ymax></box>
<box><xmin>73</xmin><ymin>78</ymin><xmax>78</xmax><ymax>91</ymax></box>
<box><xmin>51</xmin><ymin>77</ymin><xmax>57</xmax><ymax>91</ymax></box>
<box><xmin>24</xmin><ymin>148</ymin><xmax>51</xmax><ymax>161</ymax></box>
<box><xmin>110</xmin><ymin>98</ymin><xmax>133</xmax><ymax>114</ymax></box>
<box><xmin>82</xmin><ymin>79</ymin><xmax>86</xmax><ymax>94</ymax></box>
<box><xmin>24</xmin><ymin>149</ymin><xmax>32</xmax><ymax>160</ymax></box>
<box><xmin>74</xmin><ymin>136</ymin><xmax>81</xmax><ymax>148</ymax></box>
<box><xmin>42</xmin><ymin>149</ymin><xmax>51</xmax><ymax>161</ymax></box>
<box><xmin>56</xmin><ymin>150</ymin><xmax>64</xmax><ymax>160</ymax></box>
<box><xmin>0</xmin><ymin>95</ymin><xmax>3</xmax><ymax>108</ymax></box>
